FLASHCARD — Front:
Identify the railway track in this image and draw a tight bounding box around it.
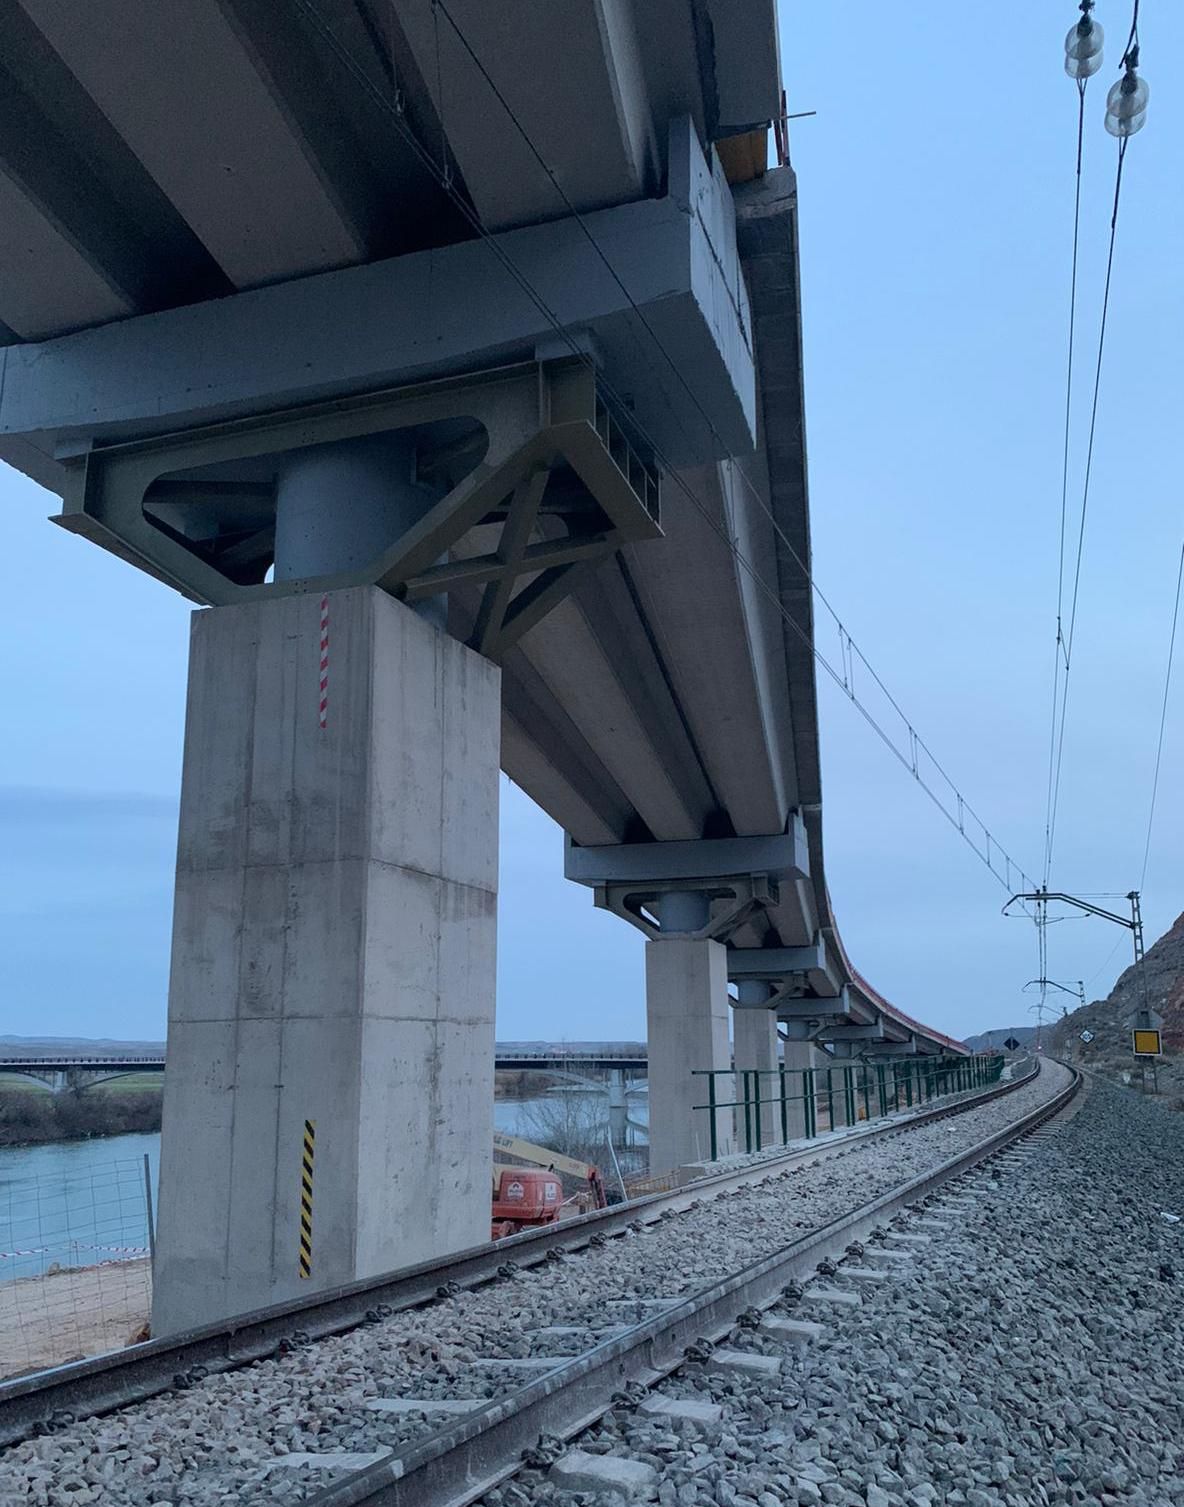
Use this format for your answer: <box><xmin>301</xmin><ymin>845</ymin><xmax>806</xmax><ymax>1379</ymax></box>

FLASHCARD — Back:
<box><xmin>1</xmin><ymin>1058</ymin><xmax>1075</xmax><ymax>1507</ymax></box>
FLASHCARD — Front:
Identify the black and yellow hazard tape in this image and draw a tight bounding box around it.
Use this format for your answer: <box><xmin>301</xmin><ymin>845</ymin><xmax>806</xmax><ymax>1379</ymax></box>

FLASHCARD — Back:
<box><xmin>299</xmin><ymin>1119</ymin><xmax>315</xmax><ymax>1278</ymax></box>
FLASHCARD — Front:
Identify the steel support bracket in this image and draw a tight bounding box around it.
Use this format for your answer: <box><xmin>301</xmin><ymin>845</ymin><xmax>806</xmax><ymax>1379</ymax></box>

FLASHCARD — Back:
<box><xmin>725</xmin><ymin>934</ymin><xmax>844</xmax><ymax>1008</ymax></box>
<box><xmin>52</xmin><ymin>358</ymin><xmax>661</xmax><ymax>662</ymax></box>
<box><xmin>567</xmin><ymin>824</ymin><xmax>809</xmax><ymax>943</ymax></box>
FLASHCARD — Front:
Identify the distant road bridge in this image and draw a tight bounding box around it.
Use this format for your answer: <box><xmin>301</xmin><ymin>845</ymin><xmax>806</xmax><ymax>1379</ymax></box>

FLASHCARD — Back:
<box><xmin>0</xmin><ymin>1043</ymin><xmax>647</xmax><ymax>1072</ymax></box>
<box><xmin>0</xmin><ymin>1053</ymin><xmax>166</xmax><ymax>1094</ymax></box>
<box><xmin>0</xmin><ymin>1044</ymin><xmax>648</xmax><ymax>1091</ymax></box>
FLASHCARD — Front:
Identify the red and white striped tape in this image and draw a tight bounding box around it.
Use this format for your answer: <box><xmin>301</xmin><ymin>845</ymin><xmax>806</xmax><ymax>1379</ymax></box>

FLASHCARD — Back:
<box><xmin>0</xmin><ymin>1242</ymin><xmax>150</xmax><ymax>1261</ymax></box>
<box><xmin>318</xmin><ymin>594</ymin><xmax>329</xmax><ymax>730</ymax></box>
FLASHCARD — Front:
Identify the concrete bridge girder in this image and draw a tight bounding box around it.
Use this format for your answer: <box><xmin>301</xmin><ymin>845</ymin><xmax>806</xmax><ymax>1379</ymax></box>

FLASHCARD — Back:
<box><xmin>396</xmin><ymin>1</ymin><xmax>780</xmax><ymax>238</ymax></box>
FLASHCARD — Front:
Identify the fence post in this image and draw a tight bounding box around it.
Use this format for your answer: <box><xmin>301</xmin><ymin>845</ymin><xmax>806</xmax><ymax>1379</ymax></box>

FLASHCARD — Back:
<box><xmin>805</xmin><ymin>1068</ymin><xmax>816</xmax><ymax>1137</ymax></box>
<box><xmin>843</xmin><ymin>1065</ymin><xmax>855</xmax><ymax>1126</ymax></box>
<box><xmin>875</xmin><ymin>1064</ymin><xmax>887</xmax><ymax>1117</ymax></box>
<box><xmin>779</xmin><ymin>1064</ymin><xmax>788</xmax><ymax>1144</ymax></box>
<box><xmin>706</xmin><ymin>1072</ymin><xmax>718</xmax><ymax>1161</ymax></box>
<box><xmin>825</xmin><ymin>1067</ymin><xmax>834</xmax><ymax>1133</ymax></box>
<box><xmin>143</xmin><ymin>1152</ymin><xmax>156</xmax><ymax>1269</ymax></box>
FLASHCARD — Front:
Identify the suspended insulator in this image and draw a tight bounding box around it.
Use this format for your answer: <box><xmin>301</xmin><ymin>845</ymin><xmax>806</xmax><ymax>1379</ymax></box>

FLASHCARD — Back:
<box><xmin>1105</xmin><ymin>65</ymin><xmax>1149</xmax><ymax>137</ymax></box>
<box><xmin>1064</xmin><ymin>3</ymin><xmax>1104</xmax><ymax>81</ymax></box>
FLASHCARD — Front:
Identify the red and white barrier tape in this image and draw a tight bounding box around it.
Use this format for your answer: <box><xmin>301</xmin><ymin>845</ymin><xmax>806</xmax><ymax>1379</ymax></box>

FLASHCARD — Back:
<box><xmin>318</xmin><ymin>594</ymin><xmax>329</xmax><ymax>729</ymax></box>
<box><xmin>0</xmin><ymin>1242</ymin><xmax>150</xmax><ymax>1261</ymax></box>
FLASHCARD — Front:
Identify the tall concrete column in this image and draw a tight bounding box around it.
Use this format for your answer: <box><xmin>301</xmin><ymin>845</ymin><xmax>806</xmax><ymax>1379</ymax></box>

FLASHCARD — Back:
<box><xmin>732</xmin><ymin>981</ymin><xmax>779</xmax><ymax>1149</ymax></box>
<box><xmin>607</xmin><ymin>1068</ymin><xmax>629</xmax><ymax>1148</ymax></box>
<box><xmin>780</xmin><ymin>1035</ymin><xmax>818</xmax><ymax>1138</ymax></box>
<box><xmin>645</xmin><ymin>892</ymin><xmax>733</xmax><ymax>1174</ymax></box>
<box><xmin>153</xmin><ymin>584</ymin><xmax>499</xmax><ymax>1335</ymax></box>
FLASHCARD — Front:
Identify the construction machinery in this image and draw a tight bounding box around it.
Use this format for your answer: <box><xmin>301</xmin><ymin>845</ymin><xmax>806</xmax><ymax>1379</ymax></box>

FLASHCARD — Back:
<box><xmin>491</xmin><ymin>1131</ymin><xmax>609</xmax><ymax>1239</ymax></box>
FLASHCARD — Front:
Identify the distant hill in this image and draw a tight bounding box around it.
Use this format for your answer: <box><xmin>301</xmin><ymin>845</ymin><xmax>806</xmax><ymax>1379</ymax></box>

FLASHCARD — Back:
<box><xmin>1048</xmin><ymin>909</ymin><xmax>1184</xmax><ymax>1100</ymax></box>
<box><xmin>0</xmin><ymin>1036</ymin><xmax>164</xmax><ymax>1056</ymax></box>
<box><xmin>963</xmin><ymin>1025</ymin><xmax>1038</xmax><ymax>1054</ymax></box>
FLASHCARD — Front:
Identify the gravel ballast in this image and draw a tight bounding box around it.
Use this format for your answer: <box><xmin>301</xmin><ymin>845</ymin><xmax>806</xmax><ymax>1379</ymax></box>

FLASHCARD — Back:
<box><xmin>0</xmin><ymin>1064</ymin><xmax>1067</xmax><ymax>1507</ymax></box>
<box><xmin>488</xmin><ymin>1065</ymin><xmax>1184</xmax><ymax>1507</ymax></box>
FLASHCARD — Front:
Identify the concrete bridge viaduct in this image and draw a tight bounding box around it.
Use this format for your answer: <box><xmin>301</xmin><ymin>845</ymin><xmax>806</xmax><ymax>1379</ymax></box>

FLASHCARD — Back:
<box><xmin>0</xmin><ymin>0</ymin><xmax>964</xmax><ymax>1334</ymax></box>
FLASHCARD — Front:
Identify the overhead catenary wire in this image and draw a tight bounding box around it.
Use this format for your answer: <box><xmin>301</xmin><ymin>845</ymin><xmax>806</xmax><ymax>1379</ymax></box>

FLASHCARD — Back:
<box><xmin>1044</xmin><ymin>1</ymin><xmax>1142</xmax><ymax>883</ymax></box>
<box><xmin>1041</xmin><ymin>72</ymin><xmax>1088</xmax><ymax>893</ymax></box>
<box><xmin>1034</xmin><ymin>0</ymin><xmax>1152</xmax><ymax>1028</ymax></box>
<box><xmin>292</xmin><ymin>0</ymin><xmax>1041</xmax><ymax>903</ymax></box>
<box><xmin>1138</xmin><ymin>540</ymin><xmax>1184</xmax><ymax>890</ymax></box>
<box><xmin>1083</xmin><ymin>934</ymin><xmax>1125</xmax><ymax>991</ymax></box>
<box><xmin>1045</xmin><ymin>133</ymin><xmax>1130</xmax><ymax>873</ymax></box>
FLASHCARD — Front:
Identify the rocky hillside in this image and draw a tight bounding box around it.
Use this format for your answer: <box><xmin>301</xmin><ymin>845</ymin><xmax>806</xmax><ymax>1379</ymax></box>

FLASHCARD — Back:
<box><xmin>1048</xmin><ymin>909</ymin><xmax>1184</xmax><ymax>1097</ymax></box>
<box><xmin>963</xmin><ymin>1025</ymin><xmax>1038</xmax><ymax>1054</ymax></box>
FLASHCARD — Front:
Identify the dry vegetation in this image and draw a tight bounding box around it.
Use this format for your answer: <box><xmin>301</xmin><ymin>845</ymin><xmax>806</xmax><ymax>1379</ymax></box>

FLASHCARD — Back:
<box><xmin>0</xmin><ymin>1084</ymin><xmax>162</xmax><ymax>1147</ymax></box>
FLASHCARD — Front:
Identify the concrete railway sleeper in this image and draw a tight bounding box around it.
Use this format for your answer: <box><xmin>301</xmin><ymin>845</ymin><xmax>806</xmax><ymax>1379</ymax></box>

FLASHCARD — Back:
<box><xmin>0</xmin><ymin>1062</ymin><xmax>1074</xmax><ymax>1507</ymax></box>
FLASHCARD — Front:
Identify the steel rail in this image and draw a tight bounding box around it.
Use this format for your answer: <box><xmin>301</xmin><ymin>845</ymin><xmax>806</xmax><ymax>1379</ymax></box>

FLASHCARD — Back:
<box><xmin>306</xmin><ymin>1059</ymin><xmax>1079</xmax><ymax>1507</ymax></box>
<box><xmin>0</xmin><ymin>1060</ymin><xmax>1035</xmax><ymax>1447</ymax></box>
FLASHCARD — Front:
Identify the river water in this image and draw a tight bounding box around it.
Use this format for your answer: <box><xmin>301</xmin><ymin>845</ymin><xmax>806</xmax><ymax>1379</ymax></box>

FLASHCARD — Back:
<box><xmin>0</xmin><ymin>1131</ymin><xmax>160</xmax><ymax>1283</ymax></box>
<box><xmin>0</xmin><ymin>1094</ymin><xmax>646</xmax><ymax>1284</ymax></box>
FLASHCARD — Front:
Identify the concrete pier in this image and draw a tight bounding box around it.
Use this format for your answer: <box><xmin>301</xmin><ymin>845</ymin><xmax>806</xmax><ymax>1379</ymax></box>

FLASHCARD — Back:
<box><xmin>152</xmin><ymin>585</ymin><xmax>499</xmax><ymax>1335</ymax></box>
<box><xmin>607</xmin><ymin>1067</ymin><xmax>629</xmax><ymax>1148</ymax></box>
<box><xmin>732</xmin><ymin>982</ymin><xmax>779</xmax><ymax>1148</ymax></box>
<box><xmin>781</xmin><ymin>1038</ymin><xmax>814</xmax><ymax>1138</ymax></box>
<box><xmin>645</xmin><ymin>931</ymin><xmax>733</xmax><ymax>1172</ymax></box>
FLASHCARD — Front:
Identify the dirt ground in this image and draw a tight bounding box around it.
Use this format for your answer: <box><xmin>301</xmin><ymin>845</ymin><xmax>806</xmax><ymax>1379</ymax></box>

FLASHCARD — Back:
<box><xmin>0</xmin><ymin>1259</ymin><xmax>150</xmax><ymax>1379</ymax></box>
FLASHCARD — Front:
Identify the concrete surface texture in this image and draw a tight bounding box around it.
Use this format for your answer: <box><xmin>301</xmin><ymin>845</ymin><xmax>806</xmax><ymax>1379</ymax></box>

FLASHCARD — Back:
<box><xmin>644</xmin><ymin>936</ymin><xmax>733</xmax><ymax>1172</ymax></box>
<box><xmin>152</xmin><ymin>585</ymin><xmax>499</xmax><ymax>1335</ymax></box>
<box><xmin>781</xmin><ymin>1039</ymin><xmax>815</xmax><ymax>1139</ymax></box>
<box><xmin>732</xmin><ymin>1001</ymin><xmax>780</xmax><ymax>1147</ymax></box>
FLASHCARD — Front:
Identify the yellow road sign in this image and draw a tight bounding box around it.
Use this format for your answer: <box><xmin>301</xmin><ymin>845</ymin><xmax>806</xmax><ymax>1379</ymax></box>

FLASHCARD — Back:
<box><xmin>1133</xmin><ymin>1029</ymin><xmax>1162</xmax><ymax>1057</ymax></box>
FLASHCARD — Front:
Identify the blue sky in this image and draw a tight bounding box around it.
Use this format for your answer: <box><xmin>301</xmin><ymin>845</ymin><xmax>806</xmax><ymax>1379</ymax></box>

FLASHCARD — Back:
<box><xmin>3</xmin><ymin>3</ymin><xmax>1181</xmax><ymax>1044</ymax></box>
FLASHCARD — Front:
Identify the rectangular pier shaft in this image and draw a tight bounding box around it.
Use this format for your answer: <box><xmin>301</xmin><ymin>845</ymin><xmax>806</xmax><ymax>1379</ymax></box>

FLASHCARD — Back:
<box><xmin>645</xmin><ymin>936</ymin><xmax>733</xmax><ymax>1172</ymax></box>
<box><xmin>152</xmin><ymin>586</ymin><xmax>499</xmax><ymax>1334</ymax></box>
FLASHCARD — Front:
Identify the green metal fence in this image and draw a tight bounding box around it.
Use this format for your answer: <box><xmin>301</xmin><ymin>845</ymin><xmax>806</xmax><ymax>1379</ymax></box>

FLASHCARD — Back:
<box><xmin>691</xmin><ymin>1052</ymin><xmax>1006</xmax><ymax>1161</ymax></box>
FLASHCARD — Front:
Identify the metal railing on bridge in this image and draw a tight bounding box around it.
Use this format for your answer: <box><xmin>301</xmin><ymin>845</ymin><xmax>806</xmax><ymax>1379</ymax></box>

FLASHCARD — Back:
<box><xmin>693</xmin><ymin>1052</ymin><xmax>1006</xmax><ymax>1161</ymax></box>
